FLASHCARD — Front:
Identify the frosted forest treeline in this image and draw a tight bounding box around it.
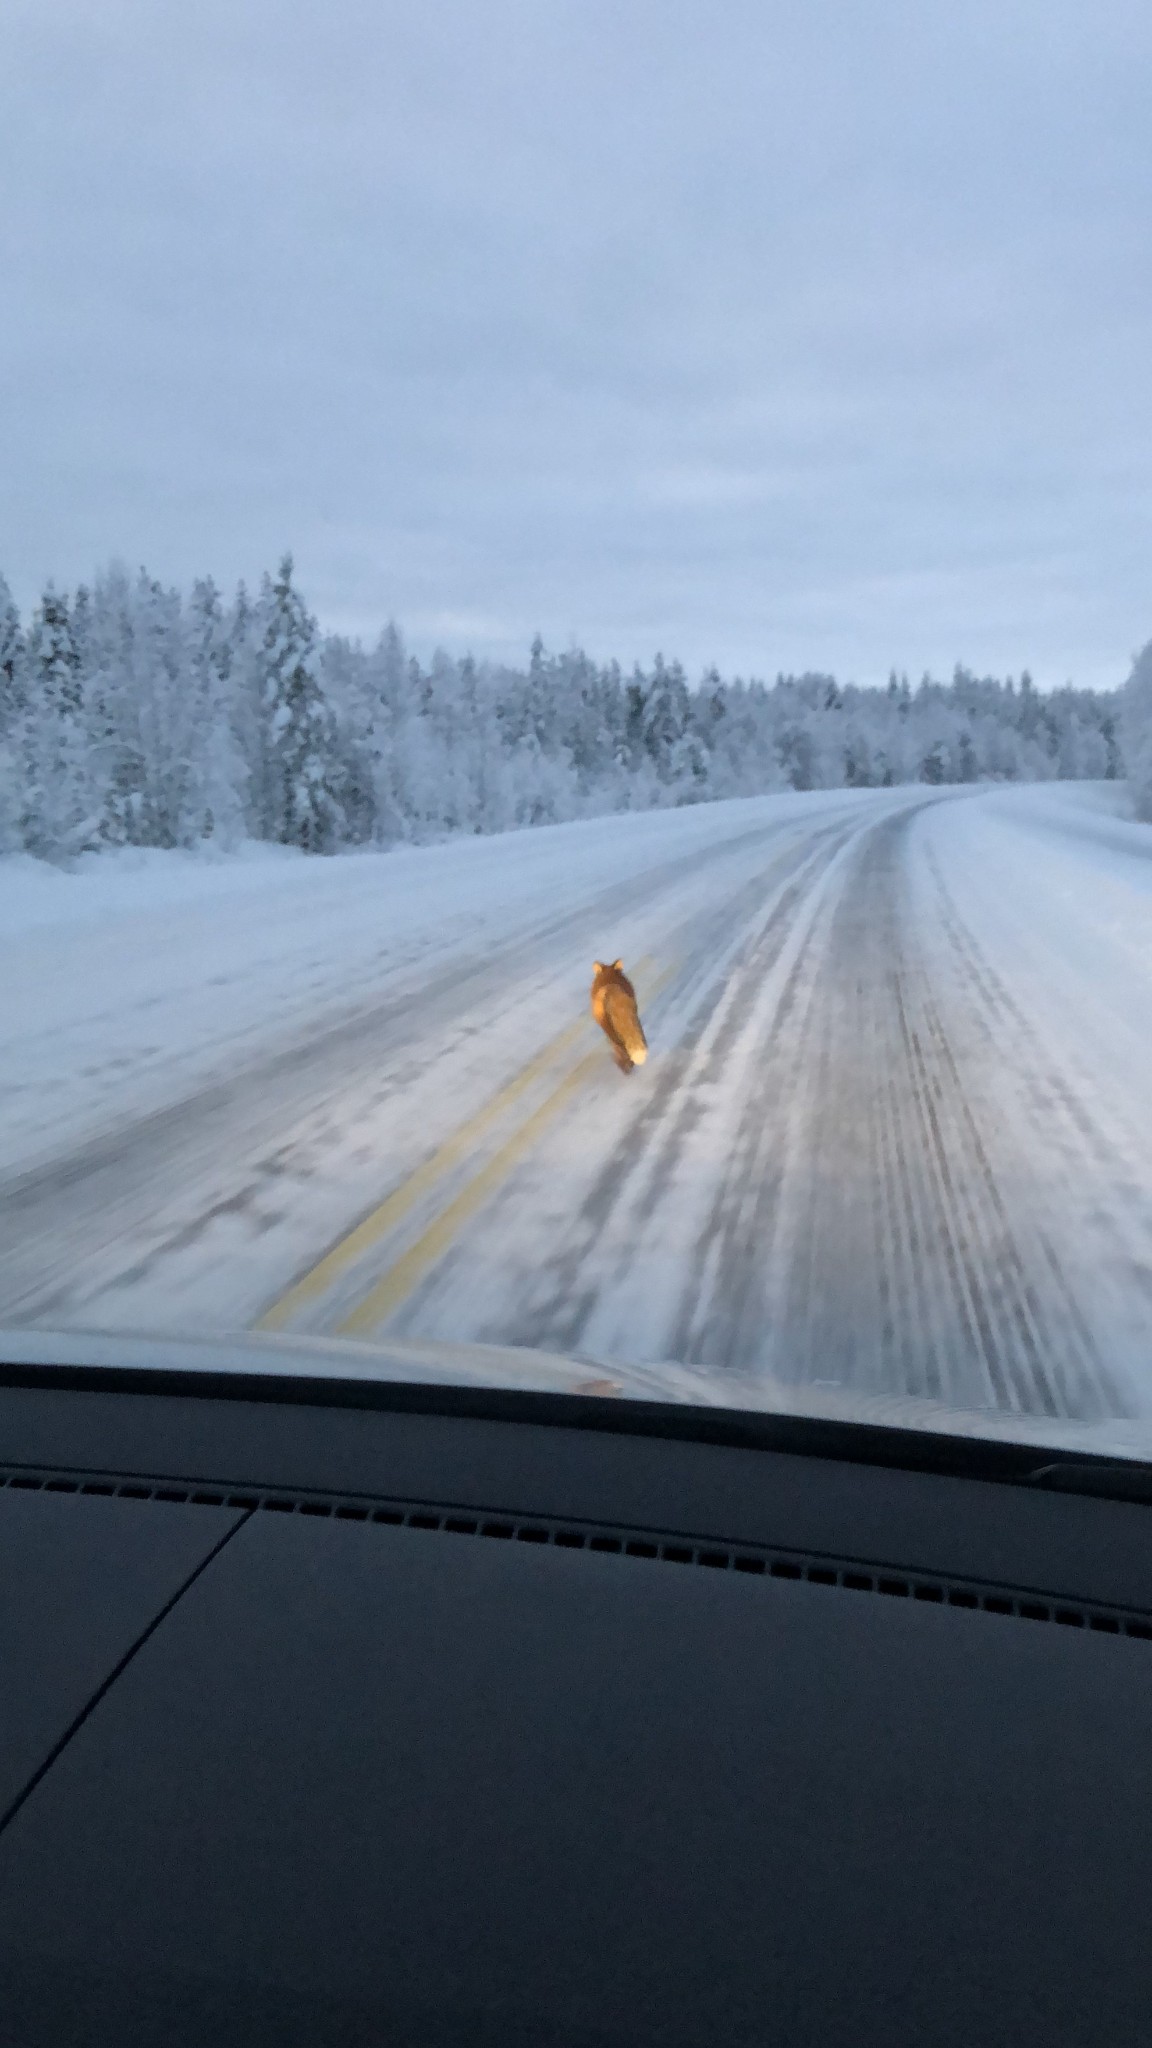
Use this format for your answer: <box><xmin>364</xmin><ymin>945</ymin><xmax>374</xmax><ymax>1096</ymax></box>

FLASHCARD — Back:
<box><xmin>0</xmin><ymin>554</ymin><xmax>1141</xmax><ymax>861</ymax></box>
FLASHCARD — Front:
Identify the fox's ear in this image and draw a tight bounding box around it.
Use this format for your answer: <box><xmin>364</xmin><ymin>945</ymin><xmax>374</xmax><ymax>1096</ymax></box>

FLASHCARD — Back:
<box><xmin>592</xmin><ymin>960</ymin><xmax>603</xmax><ymax>973</ymax></box>
<box><xmin>613</xmin><ymin>959</ymin><xmax>623</xmax><ymax>970</ymax></box>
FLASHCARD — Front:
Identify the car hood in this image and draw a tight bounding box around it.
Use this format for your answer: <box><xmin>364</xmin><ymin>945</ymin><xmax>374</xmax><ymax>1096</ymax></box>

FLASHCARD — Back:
<box><xmin>3</xmin><ymin>1324</ymin><xmax>1152</xmax><ymax>1466</ymax></box>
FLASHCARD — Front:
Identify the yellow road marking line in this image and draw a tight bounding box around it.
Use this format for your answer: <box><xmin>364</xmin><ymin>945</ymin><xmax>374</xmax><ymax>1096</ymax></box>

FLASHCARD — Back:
<box><xmin>255</xmin><ymin>1013</ymin><xmax>589</xmax><ymax>1330</ymax></box>
<box><xmin>337</xmin><ymin>1048</ymin><xmax>603</xmax><ymax>1336</ymax></box>
<box><xmin>336</xmin><ymin>959</ymin><xmax>680</xmax><ymax>1338</ymax></box>
<box><xmin>256</xmin><ymin>957</ymin><xmax>676</xmax><ymax>1336</ymax></box>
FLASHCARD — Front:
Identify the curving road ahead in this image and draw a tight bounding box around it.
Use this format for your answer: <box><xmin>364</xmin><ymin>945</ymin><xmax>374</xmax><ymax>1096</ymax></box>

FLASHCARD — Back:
<box><xmin>2</xmin><ymin>784</ymin><xmax>1150</xmax><ymax>1427</ymax></box>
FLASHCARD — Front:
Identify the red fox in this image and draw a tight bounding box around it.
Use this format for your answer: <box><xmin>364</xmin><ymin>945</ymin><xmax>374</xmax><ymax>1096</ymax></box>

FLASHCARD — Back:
<box><xmin>591</xmin><ymin>960</ymin><xmax>648</xmax><ymax>1073</ymax></box>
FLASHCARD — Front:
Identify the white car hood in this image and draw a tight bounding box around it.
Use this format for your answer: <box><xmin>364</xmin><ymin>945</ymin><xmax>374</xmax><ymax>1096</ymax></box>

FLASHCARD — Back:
<box><xmin>2</xmin><ymin>1324</ymin><xmax>1152</xmax><ymax>1466</ymax></box>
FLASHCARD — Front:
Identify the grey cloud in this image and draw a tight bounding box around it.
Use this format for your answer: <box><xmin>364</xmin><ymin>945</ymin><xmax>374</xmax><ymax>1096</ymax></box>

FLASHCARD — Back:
<box><xmin>1</xmin><ymin>0</ymin><xmax>1150</xmax><ymax>687</ymax></box>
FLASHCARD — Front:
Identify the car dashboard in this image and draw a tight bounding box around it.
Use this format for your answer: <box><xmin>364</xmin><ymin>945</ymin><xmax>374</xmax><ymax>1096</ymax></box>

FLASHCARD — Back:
<box><xmin>1</xmin><ymin>1351</ymin><xmax>1151</xmax><ymax>2046</ymax></box>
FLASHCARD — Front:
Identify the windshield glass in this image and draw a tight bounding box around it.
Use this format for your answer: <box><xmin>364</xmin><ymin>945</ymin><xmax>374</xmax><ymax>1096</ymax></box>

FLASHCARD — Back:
<box><xmin>3</xmin><ymin>4</ymin><xmax>1151</xmax><ymax>1465</ymax></box>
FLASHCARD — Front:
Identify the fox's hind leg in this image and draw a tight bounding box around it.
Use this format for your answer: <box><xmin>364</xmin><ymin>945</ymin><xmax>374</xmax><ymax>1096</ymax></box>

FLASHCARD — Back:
<box><xmin>610</xmin><ymin>1038</ymin><xmax>633</xmax><ymax>1073</ymax></box>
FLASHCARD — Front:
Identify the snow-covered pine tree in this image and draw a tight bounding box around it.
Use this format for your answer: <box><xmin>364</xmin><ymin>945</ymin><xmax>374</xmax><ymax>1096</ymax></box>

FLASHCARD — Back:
<box><xmin>20</xmin><ymin>584</ymin><xmax>96</xmax><ymax>857</ymax></box>
<box><xmin>70</xmin><ymin>583</ymin><xmax>93</xmax><ymax>680</ymax></box>
<box><xmin>0</xmin><ymin>572</ymin><xmax>24</xmax><ymax>849</ymax></box>
<box><xmin>253</xmin><ymin>556</ymin><xmax>346</xmax><ymax>852</ymax></box>
<box><xmin>642</xmin><ymin>655</ymin><xmax>694</xmax><ymax>793</ymax></box>
<box><xmin>843</xmin><ymin>728</ymin><xmax>875</xmax><ymax>787</ymax></box>
<box><xmin>317</xmin><ymin>633</ymin><xmax>377</xmax><ymax>845</ymax></box>
<box><xmin>919</xmin><ymin>738</ymin><xmax>947</xmax><ymax>786</ymax></box>
<box><xmin>83</xmin><ymin>564</ymin><xmax>140</xmax><ymax>847</ymax></box>
<box><xmin>0</xmin><ymin>571</ymin><xmax>22</xmax><ymax>739</ymax></box>
<box><xmin>224</xmin><ymin>580</ymin><xmax>264</xmax><ymax>839</ymax></box>
<box><xmin>954</xmin><ymin>728</ymin><xmax>979</xmax><ymax>783</ymax></box>
<box><xmin>124</xmin><ymin>571</ymin><xmax>193</xmax><ymax>847</ymax></box>
<box><xmin>185</xmin><ymin>577</ymin><xmax>248</xmax><ymax>846</ymax></box>
<box><xmin>362</xmin><ymin>620</ymin><xmax>408</xmax><ymax>841</ymax></box>
<box><xmin>383</xmin><ymin>652</ymin><xmax>443</xmax><ymax>839</ymax></box>
<box><xmin>525</xmin><ymin>633</ymin><xmax>553</xmax><ymax>752</ymax></box>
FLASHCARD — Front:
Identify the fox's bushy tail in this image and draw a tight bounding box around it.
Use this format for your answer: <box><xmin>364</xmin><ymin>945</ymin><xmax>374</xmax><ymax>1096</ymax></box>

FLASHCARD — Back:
<box><xmin>605</xmin><ymin>987</ymin><xmax>647</xmax><ymax>1066</ymax></box>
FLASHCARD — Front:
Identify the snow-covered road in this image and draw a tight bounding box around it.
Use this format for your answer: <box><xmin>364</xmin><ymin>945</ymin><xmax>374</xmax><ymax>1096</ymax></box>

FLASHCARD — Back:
<box><xmin>3</xmin><ymin>783</ymin><xmax>1151</xmax><ymax>1426</ymax></box>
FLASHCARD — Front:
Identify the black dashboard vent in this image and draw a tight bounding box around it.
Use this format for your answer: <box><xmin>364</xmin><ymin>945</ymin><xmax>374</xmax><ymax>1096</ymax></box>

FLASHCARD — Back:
<box><xmin>3</xmin><ymin>1463</ymin><xmax>1149</xmax><ymax>1643</ymax></box>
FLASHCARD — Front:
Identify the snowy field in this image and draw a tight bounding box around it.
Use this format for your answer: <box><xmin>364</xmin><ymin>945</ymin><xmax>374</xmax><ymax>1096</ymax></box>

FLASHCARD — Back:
<box><xmin>2</xmin><ymin>782</ymin><xmax>1152</xmax><ymax>1435</ymax></box>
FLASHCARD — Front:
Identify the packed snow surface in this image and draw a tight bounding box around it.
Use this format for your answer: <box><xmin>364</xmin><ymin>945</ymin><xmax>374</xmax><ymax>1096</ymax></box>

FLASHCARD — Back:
<box><xmin>3</xmin><ymin>783</ymin><xmax>1152</xmax><ymax>1443</ymax></box>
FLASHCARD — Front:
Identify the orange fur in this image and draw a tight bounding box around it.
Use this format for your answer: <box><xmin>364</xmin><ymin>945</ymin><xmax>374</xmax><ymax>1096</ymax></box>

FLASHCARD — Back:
<box><xmin>591</xmin><ymin>960</ymin><xmax>648</xmax><ymax>1073</ymax></box>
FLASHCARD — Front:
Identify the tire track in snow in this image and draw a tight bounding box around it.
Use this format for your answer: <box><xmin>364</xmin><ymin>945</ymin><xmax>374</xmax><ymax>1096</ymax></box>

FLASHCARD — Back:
<box><xmin>913</xmin><ymin>840</ymin><xmax>1145</xmax><ymax>1413</ymax></box>
<box><xmin>453</xmin><ymin>794</ymin><xmax>1130</xmax><ymax>1423</ymax></box>
<box><xmin>478</xmin><ymin>818</ymin><xmax>863</xmax><ymax>1358</ymax></box>
<box><xmin>761</xmin><ymin>805</ymin><xmax>1128</xmax><ymax>1419</ymax></box>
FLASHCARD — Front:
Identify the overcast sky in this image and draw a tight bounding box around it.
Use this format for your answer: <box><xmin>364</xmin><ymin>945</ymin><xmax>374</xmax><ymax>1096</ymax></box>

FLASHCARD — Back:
<box><xmin>1</xmin><ymin>1</ymin><xmax>1149</xmax><ymax>686</ymax></box>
